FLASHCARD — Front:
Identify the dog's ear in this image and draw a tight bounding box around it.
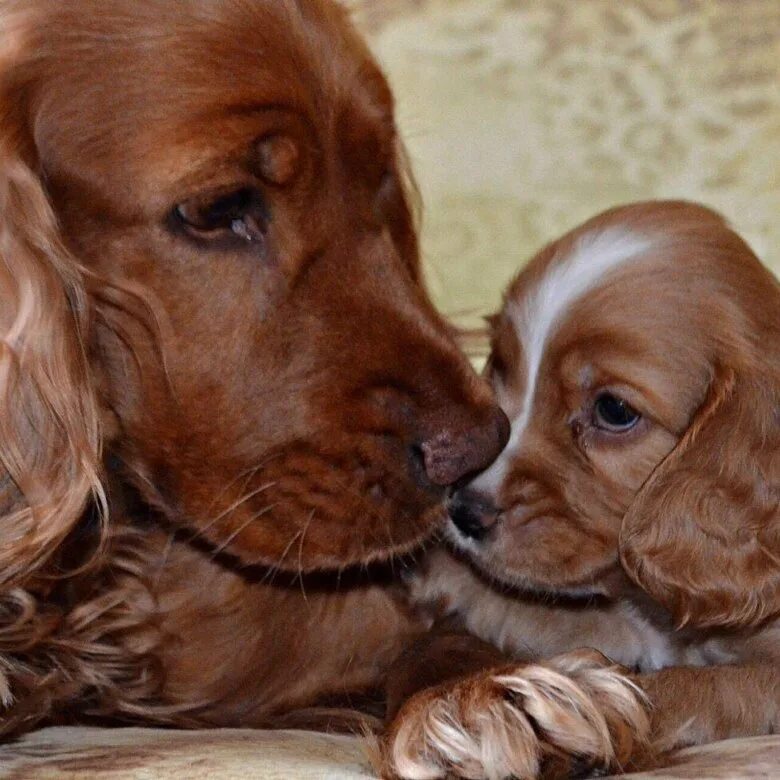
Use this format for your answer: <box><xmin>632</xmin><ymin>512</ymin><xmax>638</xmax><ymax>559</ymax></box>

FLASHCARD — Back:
<box><xmin>0</xmin><ymin>141</ymin><xmax>104</xmax><ymax>586</ymax></box>
<box><xmin>620</xmin><ymin>363</ymin><xmax>780</xmax><ymax>629</ymax></box>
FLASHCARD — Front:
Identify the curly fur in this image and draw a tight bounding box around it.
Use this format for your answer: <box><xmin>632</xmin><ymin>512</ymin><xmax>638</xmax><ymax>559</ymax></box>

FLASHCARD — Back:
<box><xmin>383</xmin><ymin>650</ymin><xmax>649</xmax><ymax>780</ymax></box>
<box><xmin>0</xmin><ymin>0</ymin><xmax>506</xmax><ymax>737</ymax></box>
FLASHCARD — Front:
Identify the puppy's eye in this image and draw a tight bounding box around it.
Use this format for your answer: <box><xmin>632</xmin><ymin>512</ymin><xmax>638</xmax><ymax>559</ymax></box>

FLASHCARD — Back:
<box><xmin>593</xmin><ymin>394</ymin><xmax>641</xmax><ymax>432</ymax></box>
<box><xmin>174</xmin><ymin>188</ymin><xmax>267</xmax><ymax>243</ymax></box>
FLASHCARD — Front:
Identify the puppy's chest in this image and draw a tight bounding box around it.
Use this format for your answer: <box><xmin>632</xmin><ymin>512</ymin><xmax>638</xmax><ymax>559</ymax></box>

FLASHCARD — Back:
<box><xmin>458</xmin><ymin>586</ymin><xmax>685</xmax><ymax>672</ymax></box>
<box><xmin>410</xmin><ymin>552</ymin><xmax>752</xmax><ymax>672</ymax></box>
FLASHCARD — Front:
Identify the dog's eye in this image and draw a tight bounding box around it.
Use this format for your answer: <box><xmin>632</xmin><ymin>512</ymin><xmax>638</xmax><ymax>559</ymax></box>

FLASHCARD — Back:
<box><xmin>593</xmin><ymin>393</ymin><xmax>641</xmax><ymax>432</ymax></box>
<box><xmin>174</xmin><ymin>188</ymin><xmax>267</xmax><ymax>243</ymax></box>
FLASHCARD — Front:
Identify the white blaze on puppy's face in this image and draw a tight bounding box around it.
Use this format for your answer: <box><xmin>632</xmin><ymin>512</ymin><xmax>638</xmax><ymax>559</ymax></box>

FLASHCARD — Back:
<box><xmin>445</xmin><ymin>201</ymin><xmax>780</xmax><ymax>602</ymax></box>
<box><xmin>471</xmin><ymin>227</ymin><xmax>654</xmax><ymax>501</ymax></box>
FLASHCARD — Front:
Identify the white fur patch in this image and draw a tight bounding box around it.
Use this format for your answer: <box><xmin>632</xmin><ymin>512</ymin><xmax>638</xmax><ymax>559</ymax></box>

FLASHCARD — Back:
<box><xmin>386</xmin><ymin>651</ymin><xmax>649</xmax><ymax>780</ymax></box>
<box><xmin>472</xmin><ymin>227</ymin><xmax>653</xmax><ymax>497</ymax></box>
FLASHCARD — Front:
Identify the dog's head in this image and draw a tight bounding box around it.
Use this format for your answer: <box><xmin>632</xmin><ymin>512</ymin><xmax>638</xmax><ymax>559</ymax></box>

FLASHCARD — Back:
<box><xmin>0</xmin><ymin>0</ymin><xmax>507</xmax><ymax>580</ymax></box>
<box><xmin>447</xmin><ymin>201</ymin><xmax>780</xmax><ymax>629</ymax></box>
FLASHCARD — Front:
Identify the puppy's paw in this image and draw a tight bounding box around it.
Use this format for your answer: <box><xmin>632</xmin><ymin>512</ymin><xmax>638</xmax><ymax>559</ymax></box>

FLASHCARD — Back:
<box><xmin>381</xmin><ymin>649</ymin><xmax>649</xmax><ymax>780</ymax></box>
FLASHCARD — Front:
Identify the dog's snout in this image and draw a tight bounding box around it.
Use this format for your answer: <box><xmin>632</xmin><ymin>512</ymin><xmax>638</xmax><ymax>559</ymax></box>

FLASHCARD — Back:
<box><xmin>420</xmin><ymin>407</ymin><xmax>509</xmax><ymax>487</ymax></box>
<box><xmin>448</xmin><ymin>489</ymin><xmax>499</xmax><ymax>540</ymax></box>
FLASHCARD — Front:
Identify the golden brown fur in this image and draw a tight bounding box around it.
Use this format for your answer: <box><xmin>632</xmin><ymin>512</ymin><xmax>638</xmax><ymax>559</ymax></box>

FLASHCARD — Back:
<box><xmin>0</xmin><ymin>0</ymin><xmax>512</xmax><ymax>736</ymax></box>
<box><xmin>383</xmin><ymin>202</ymin><xmax>780</xmax><ymax>779</ymax></box>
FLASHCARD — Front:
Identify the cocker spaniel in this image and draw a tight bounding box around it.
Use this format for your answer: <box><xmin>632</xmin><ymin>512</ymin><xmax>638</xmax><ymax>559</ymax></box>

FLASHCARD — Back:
<box><xmin>0</xmin><ymin>0</ymin><xmax>513</xmax><ymax>736</ymax></box>
<box><xmin>386</xmin><ymin>201</ymin><xmax>780</xmax><ymax>779</ymax></box>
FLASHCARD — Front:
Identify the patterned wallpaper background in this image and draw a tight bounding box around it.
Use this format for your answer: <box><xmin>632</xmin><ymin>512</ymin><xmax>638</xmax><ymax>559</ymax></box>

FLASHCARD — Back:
<box><xmin>348</xmin><ymin>0</ymin><xmax>780</xmax><ymax>349</ymax></box>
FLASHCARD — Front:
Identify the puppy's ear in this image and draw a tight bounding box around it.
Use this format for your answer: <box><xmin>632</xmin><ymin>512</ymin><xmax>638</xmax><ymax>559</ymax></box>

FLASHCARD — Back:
<box><xmin>620</xmin><ymin>364</ymin><xmax>780</xmax><ymax>629</ymax></box>
<box><xmin>0</xmin><ymin>146</ymin><xmax>104</xmax><ymax>586</ymax></box>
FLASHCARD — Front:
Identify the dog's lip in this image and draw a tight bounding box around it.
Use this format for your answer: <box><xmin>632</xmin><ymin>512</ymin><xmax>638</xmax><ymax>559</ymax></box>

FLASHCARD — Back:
<box><xmin>359</xmin><ymin>503</ymin><xmax>448</xmax><ymax>565</ymax></box>
<box><xmin>444</xmin><ymin>515</ymin><xmax>488</xmax><ymax>548</ymax></box>
<box><xmin>498</xmin><ymin>501</ymin><xmax>554</xmax><ymax>526</ymax></box>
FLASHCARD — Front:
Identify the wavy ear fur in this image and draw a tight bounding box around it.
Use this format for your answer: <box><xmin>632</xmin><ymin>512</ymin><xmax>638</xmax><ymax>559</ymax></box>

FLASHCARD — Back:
<box><xmin>0</xmin><ymin>146</ymin><xmax>172</xmax><ymax>733</ymax></box>
<box><xmin>620</xmin><ymin>361</ymin><xmax>780</xmax><ymax>629</ymax></box>
<box><xmin>0</xmin><ymin>145</ymin><xmax>104</xmax><ymax>587</ymax></box>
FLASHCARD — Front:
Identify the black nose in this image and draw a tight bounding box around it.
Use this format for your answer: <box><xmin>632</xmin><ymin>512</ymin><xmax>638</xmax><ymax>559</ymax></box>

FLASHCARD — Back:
<box><xmin>448</xmin><ymin>490</ymin><xmax>498</xmax><ymax>541</ymax></box>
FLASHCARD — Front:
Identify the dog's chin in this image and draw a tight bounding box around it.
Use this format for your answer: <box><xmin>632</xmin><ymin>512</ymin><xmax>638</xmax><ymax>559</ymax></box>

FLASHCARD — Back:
<box><xmin>208</xmin><ymin>495</ymin><xmax>447</xmax><ymax>575</ymax></box>
<box><xmin>153</xmin><ymin>436</ymin><xmax>449</xmax><ymax>574</ymax></box>
<box><xmin>300</xmin><ymin>499</ymin><xmax>447</xmax><ymax>572</ymax></box>
<box><xmin>443</xmin><ymin>520</ymin><xmax>608</xmax><ymax>601</ymax></box>
<box><xmin>354</xmin><ymin>502</ymin><xmax>447</xmax><ymax>568</ymax></box>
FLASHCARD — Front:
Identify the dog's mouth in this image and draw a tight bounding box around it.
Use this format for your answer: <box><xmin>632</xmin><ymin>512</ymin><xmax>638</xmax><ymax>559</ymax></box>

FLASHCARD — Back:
<box><xmin>175</xmin><ymin>440</ymin><xmax>449</xmax><ymax>573</ymax></box>
<box><xmin>207</xmin><ymin>486</ymin><xmax>445</xmax><ymax>574</ymax></box>
<box><xmin>442</xmin><ymin>524</ymin><xmax>610</xmax><ymax>603</ymax></box>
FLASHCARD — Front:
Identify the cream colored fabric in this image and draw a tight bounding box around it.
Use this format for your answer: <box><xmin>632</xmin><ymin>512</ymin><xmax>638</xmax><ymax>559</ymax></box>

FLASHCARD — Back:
<box><xmin>0</xmin><ymin>727</ymin><xmax>373</xmax><ymax>779</ymax></box>
<box><xmin>350</xmin><ymin>0</ymin><xmax>780</xmax><ymax>356</ymax></box>
<box><xmin>3</xmin><ymin>727</ymin><xmax>780</xmax><ymax>779</ymax></box>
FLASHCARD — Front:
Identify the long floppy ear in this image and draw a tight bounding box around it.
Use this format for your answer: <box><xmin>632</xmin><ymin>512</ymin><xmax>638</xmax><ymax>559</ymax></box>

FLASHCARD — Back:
<box><xmin>0</xmin><ymin>143</ymin><xmax>104</xmax><ymax>587</ymax></box>
<box><xmin>620</xmin><ymin>363</ymin><xmax>780</xmax><ymax>629</ymax></box>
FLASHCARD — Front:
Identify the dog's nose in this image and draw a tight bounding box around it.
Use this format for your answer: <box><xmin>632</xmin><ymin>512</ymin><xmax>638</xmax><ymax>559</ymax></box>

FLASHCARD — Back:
<box><xmin>420</xmin><ymin>407</ymin><xmax>509</xmax><ymax>487</ymax></box>
<box><xmin>448</xmin><ymin>489</ymin><xmax>499</xmax><ymax>540</ymax></box>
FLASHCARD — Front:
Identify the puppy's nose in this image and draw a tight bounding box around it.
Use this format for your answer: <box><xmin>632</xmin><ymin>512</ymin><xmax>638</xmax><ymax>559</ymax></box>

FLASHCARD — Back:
<box><xmin>420</xmin><ymin>408</ymin><xmax>509</xmax><ymax>487</ymax></box>
<box><xmin>448</xmin><ymin>489</ymin><xmax>499</xmax><ymax>540</ymax></box>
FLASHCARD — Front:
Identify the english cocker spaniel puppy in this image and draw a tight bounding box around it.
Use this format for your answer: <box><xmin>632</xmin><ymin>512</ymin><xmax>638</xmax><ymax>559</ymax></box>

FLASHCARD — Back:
<box><xmin>0</xmin><ymin>0</ymin><xmax>516</xmax><ymax>736</ymax></box>
<box><xmin>386</xmin><ymin>201</ymin><xmax>780</xmax><ymax>779</ymax></box>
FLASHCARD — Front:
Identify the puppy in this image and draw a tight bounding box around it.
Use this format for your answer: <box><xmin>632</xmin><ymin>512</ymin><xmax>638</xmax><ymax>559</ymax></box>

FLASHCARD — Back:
<box><xmin>384</xmin><ymin>201</ymin><xmax>780</xmax><ymax>779</ymax></box>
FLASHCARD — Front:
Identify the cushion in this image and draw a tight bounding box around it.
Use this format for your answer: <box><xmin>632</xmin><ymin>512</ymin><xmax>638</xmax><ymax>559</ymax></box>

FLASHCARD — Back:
<box><xmin>3</xmin><ymin>727</ymin><xmax>780</xmax><ymax>778</ymax></box>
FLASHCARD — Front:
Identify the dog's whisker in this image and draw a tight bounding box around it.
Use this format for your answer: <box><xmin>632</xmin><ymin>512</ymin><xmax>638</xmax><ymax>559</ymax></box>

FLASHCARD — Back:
<box><xmin>203</xmin><ymin>453</ymin><xmax>284</xmax><ymax>517</ymax></box>
<box><xmin>296</xmin><ymin>509</ymin><xmax>316</xmax><ymax>604</ymax></box>
<box><xmin>199</xmin><ymin>481</ymin><xmax>278</xmax><ymax>538</ymax></box>
<box><xmin>210</xmin><ymin>503</ymin><xmax>279</xmax><ymax>558</ymax></box>
<box><xmin>270</xmin><ymin>526</ymin><xmax>305</xmax><ymax>574</ymax></box>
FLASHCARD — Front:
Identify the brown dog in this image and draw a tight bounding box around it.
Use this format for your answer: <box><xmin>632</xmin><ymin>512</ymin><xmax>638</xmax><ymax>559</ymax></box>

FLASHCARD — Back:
<box><xmin>0</xmin><ymin>0</ymin><xmax>511</xmax><ymax>734</ymax></box>
<box><xmin>387</xmin><ymin>202</ymin><xmax>780</xmax><ymax>779</ymax></box>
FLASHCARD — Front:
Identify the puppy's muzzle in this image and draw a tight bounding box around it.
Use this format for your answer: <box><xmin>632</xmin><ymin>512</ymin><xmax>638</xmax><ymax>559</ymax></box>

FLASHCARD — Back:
<box><xmin>448</xmin><ymin>489</ymin><xmax>500</xmax><ymax>540</ymax></box>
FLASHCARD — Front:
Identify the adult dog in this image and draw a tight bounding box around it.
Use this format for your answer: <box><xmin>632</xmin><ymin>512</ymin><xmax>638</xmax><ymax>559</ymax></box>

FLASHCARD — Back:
<box><xmin>0</xmin><ymin>0</ymin><xmax>512</xmax><ymax>735</ymax></box>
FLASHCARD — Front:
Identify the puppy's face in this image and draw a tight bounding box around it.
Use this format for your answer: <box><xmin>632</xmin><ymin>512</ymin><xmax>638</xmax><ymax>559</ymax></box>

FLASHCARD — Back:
<box><xmin>8</xmin><ymin>0</ymin><xmax>506</xmax><ymax>570</ymax></box>
<box><xmin>447</xmin><ymin>203</ymin><xmax>780</xmax><ymax>606</ymax></box>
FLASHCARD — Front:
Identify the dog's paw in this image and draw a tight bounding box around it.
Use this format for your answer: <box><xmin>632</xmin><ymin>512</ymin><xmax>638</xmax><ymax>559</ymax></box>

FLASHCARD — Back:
<box><xmin>381</xmin><ymin>649</ymin><xmax>649</xmax><ymax>780</ymax></box>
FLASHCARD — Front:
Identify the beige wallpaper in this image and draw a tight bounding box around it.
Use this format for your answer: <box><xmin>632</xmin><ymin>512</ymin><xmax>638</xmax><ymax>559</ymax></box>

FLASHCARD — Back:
<box><xmin>350</xmin><ymin>0</ymin><xmax>780</xmax><ymax>349</ymax></box>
